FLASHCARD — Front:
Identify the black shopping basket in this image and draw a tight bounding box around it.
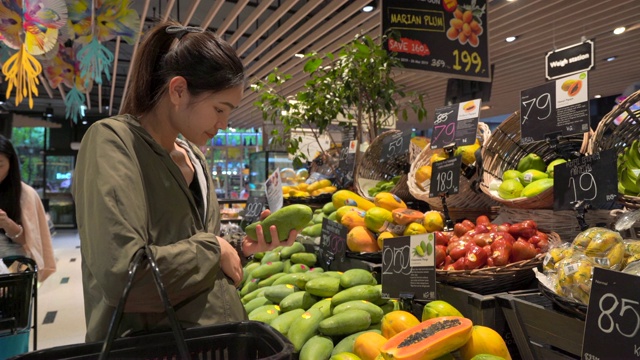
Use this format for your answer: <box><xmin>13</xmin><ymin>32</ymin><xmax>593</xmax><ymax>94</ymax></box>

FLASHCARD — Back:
<box><xmin>11</xmin><ymin>246</ymin><xmax>294</xmax><ymax>360</ymax></box>
<box><xmin>0</xmin><ymin>257</ymin><xmax>38</xmax><ymax>350</ymax></box>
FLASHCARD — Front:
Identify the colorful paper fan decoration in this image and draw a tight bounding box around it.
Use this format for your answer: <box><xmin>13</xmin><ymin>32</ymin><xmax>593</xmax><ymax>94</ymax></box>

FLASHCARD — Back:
<box><xmin>75</xmin><ymin>0</ymin><xmax>114</xmax><ymax>87</ymax></box>
<box><xmin>0</xmin><ymin>0</ymin><xmax>68</xmax><ymax>108</ymax></box>
<box><xmin>68</xmin><ymin>0</ymin><xmax>139</xmax><ymax>45</ymax></box>
<box><xmin>44</xmin><ymin>41</ymin><xmax>89</xmax><ymax>123</ymax></box>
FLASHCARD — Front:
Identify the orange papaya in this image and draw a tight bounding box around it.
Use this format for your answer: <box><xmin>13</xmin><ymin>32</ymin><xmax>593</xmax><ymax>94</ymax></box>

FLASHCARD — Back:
<box><xmin>380</xmin><ymin>311</ymin><xmax>420</xmax><ymax>339</ymax></box>
<box><xmin>341</xmin><ymin>210</ymin><xmax>367</xmax><ymax>230</ymax></box>
<box><xmin>391</xmin><ymin>208</ymin><xmax>424</xmax><ymax>225</ymax></box>
<box><xmin>380</xmin><ymin>316</ymin><xmax>473</xmax><ymax>360</ymax></box>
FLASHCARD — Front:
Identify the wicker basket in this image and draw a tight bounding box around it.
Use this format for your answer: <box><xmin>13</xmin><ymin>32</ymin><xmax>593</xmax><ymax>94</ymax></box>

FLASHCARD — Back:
<box><xmin>589</xmin><ymin>89</ymin><xmax>640</xmax><ymax>209</ymax></box>
<box><xmin>355</xmin><ymin>130</ymin><xmax>414</xmax><ymax>202</ymax></box>
<box><xmin>480</xmin><ymin>111</ymin><xmax>590</xmax><ymax>209</ymax></box>
<box><xmin>538</xmin><ymin>281</ymin><xmax>587</xmax><ymax>321</ymax></box>
<box><xmin>407</xmin><ymin>122</ymin><xmax>497</xmax><ymax>212</ymax></box>
<box><xmin>493</xmin><ymin>207</ymin><xmax>618</xmax><ymax>243</ymax></box>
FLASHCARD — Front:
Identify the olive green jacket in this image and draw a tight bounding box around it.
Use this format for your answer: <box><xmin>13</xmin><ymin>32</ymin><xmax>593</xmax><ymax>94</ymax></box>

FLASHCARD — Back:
<box><xmin>72</xmin><ymin>115</ymin><xmax>246</xmax><ymax>342</ymax></box>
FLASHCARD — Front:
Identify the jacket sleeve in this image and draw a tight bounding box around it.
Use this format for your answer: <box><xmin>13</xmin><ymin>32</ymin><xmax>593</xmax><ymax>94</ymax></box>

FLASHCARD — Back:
<box><xmin>20</xmin><ymin>183</ymin><xmax>56</xmax><ymax>282</ymax></box>
<box><xmin>72</xmin><ymin>122</ymin><xmax>223</xmax><ymax>312</ymax></box>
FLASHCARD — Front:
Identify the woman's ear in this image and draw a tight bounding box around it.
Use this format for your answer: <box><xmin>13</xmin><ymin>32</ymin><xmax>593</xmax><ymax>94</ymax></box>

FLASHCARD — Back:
<box><xmin>168</xmin><ymin>76</ymin><xmax>189</xmax><ymax>106</ymax></box>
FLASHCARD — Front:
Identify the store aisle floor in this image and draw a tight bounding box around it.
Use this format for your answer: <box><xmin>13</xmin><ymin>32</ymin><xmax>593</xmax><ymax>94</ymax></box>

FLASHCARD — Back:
<box><xmin>31</xmin><ymin>229</ymin><xmax>86</xmax><ymax>351</ymax></box>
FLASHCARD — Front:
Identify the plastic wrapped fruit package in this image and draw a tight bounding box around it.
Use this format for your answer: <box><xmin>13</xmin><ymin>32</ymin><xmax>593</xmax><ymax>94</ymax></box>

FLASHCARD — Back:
<box><xmin>554</xmin><ymin>254</ymin><xmax>595</xmax><ymax>305</ymax></box>
<box><xmin>543</xmin><ymin>241</ymin><xmax>574</xmax><ymax>274</ymax></box>
<box><xmin>621</xmin><ymin>239</ymin><xmax>640</xmax><ymax>270</ymax></box>
<box><xmin>622</xmin><ymin>260</ymin><xmax>640</xmax><ymax>276</ymax></box>
<box><xmin>571</xmin><ymin>227</ymin><xmax>625</xmax><ymax>270</ymax></box>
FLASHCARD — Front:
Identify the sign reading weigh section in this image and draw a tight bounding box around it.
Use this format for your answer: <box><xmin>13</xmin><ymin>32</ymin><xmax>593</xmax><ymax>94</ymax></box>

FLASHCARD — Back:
<box><xmin>381</xmin><ymin>0</ymin><xmax>490</xmax><ymax>81</ymax></box>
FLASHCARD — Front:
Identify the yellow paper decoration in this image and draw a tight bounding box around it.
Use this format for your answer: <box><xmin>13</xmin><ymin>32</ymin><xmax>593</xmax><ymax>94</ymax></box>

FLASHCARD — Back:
<box><xmin>2</xmin><ymin>43</ymin><xmax>41</xmax><ymax>108</ymax></box>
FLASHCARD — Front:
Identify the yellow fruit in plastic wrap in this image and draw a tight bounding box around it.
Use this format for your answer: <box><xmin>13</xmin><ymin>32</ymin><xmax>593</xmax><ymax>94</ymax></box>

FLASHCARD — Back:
<box><xmin>554</xmin><ymin>254</ymin><xmax>595</xmax><ymax>305</ymax></box>
<box><xmin>572</xmin><ymin>227</ymin><xmax>624</xmax><ymax>270</ymax></box>
<box><xmin>624</xmin><ymin>239</ymin><xmax>640</xmax><ymax>256</ymax></box>
<box><xmin>543</xmin><ymin>242</ymin><xmax>574</xmax><ymax>273</ymax></box>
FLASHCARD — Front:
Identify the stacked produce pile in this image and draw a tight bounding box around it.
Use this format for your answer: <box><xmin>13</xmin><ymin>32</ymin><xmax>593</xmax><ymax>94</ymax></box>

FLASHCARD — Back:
<box><xmin>239</xmin><ymin>245</ymin><xmax>512</xmax><ymax>359</ymax></box>
<box><xmin>487</xmin><ymin>153</ymin><xmax>564</xmax><ymax>200</ymax></box>
<box><xmin>543</xmin><ymin>227</ymin><xmax>640</xmax><ymax>305</ymax></box>
<box><xmin>412</xmin><ymin>140</ymin><xmax>481</xmax><ymax>192</ymax></box>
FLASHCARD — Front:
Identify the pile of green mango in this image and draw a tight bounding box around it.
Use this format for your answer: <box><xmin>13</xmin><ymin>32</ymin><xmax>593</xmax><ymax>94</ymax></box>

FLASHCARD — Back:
<box><xmin>367</xmin><ymin>175</ymin><xmax>403</xmax><ymax>197</ymax></box>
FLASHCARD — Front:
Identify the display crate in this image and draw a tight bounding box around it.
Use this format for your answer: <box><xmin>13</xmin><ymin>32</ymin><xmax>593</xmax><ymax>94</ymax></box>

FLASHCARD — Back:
<box><xmin>496</xmin><ymin>291</ymin><xmax>585</xmax><ymax>360</ymax></box>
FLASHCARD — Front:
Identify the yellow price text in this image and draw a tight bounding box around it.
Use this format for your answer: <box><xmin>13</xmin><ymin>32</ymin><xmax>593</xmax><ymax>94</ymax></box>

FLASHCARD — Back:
<box><xmin>452</xmin><ymin>50</ymin><xmax>482</xmax><ymax>73</ymax></box>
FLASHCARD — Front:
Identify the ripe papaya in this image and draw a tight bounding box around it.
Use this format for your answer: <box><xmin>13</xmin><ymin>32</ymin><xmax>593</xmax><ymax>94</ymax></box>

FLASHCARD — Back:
<box><xmin>365</xmin><ymin>207</ymin><xmax>394</xmax><ymax>233</ymax></box>
<box><xmin>354</xmin><ymin>331</ymin><xmax>387</xmax><ymax>360</ymax></box>
<box><xmin>333</xmin><ymin>190</ymin><xmax>376</xmax><ymax>211</ymax></box>
<box><xmin>380</xmin><ymin>316</ymin><xmax>473</xmax><ymax>360</ymax></box>
<box><xmin>336</xmin><ymin>206</ymin><xmax>361</xmax><ymax>222</ymax></box>
<box><xmin>421</xmin><ymin>300</ymin><xmax>463</xmax><ymax>321</ymax></box>
<box><xmin>308</xmin><ymin>179</ymin><xmax>333</xmax><ymax>192</ymax></box>
<box><xmin>332</xmin><ymin>330</ymin><xmax>382</xmax><ymax>356</ymax></box>
<box><xmin>391</xmin><ymin>208</ymin><xmax>424</xmax><ymax>225</ymax></box>
<box><xmin>459</xmin><ymin>325</ymin><xmax>512</xmax><ymax>360</ymax></box>
<box><xmin>341</xmin><ymin>209</ymin><xmax>367</xmax><ymax>230</ymax></box>
<box><xmin>374</xmin><ymin>192</ymin><xmax>407</xmax><ymax>211</ymax></box>
<box><xmin>347</xmin><ymin>226</ymin><xmax>380</xmax><ymax>253</ymax></box>
<box><xmin>380</xmin><ymin>310</ymin><xmax>420</xmax><ymax>339</ymax></box>
<box><xmin>245</xmin><ymin>204</ymin><xmax>313</xmax><ymax>243</ymax></box>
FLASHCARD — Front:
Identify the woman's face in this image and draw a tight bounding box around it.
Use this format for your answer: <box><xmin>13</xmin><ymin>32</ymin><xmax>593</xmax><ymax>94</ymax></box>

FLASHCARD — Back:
<box><xmin>177</xmin><ymin>85</ymin><xmax>244</xmax><ymax>147</ymax></box>
<box><xmin>0</xmin><ymin>153</ymin><xmax>10</xmax><ymax>184</ymax></box>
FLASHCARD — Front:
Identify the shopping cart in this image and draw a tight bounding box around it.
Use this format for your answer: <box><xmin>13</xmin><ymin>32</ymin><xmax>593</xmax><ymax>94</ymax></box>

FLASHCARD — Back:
<box><xmin>11</xmin><ymin>246</ymin><xmax>294</xmax><ymax>359</ymax></box>
<box><xmin>0</xmin><ymin>256</ymin><xmax>38</xmax><ymax>360</ymax></box>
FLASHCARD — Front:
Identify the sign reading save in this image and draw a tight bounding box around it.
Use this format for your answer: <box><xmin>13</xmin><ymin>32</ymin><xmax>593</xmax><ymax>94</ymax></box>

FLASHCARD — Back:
<box><xmin>545</xmin><ymin>40</ymin><xmax>594</xmax><ymax>80</ymax></box>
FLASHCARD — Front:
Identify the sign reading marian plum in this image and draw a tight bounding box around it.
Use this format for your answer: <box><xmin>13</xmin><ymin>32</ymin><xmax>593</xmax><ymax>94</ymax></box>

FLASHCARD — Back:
<box><xmin>381</xmin><ymin>0</ymin><xmax>490</xmax><ymax>81</ymax></box>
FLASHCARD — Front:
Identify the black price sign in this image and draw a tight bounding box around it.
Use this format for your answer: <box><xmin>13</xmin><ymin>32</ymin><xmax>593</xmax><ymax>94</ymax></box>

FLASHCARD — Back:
<box><xmin>381</xmin><ymin>0</ymin><xmax>490</xmax><ymax>81</ymax></box>
<box><xmin>520</xmin><ymin>72</ymin><xmax>590</xmax><ymax>145</ymax></box>
<box><xmin>318</xmin><ymin>218</ymin><xmax>348</xmax><ymax>271</ymax></box>
<box><xmin>381</xmin><ymin>234</ymin><xmax>436</xmax><ymax>300</ymax></box>
<box><xmin>381</xmin><ymin>131</ymin><xmax>412</xmax><ymax>161</ymax></box>
<box><xmin>241</xmin><ymin>195</ymin><xmax>266</xmax><ymax>228</ymax></box>
<box><xmin>336</xmin><ymin>140</ymin><xmax>356</xmax><ymax>188</ymax></box>
<box><xmin>582</xmin><ymin>267</ymin><xmax>640</xmax><ymax>359</ymax></box>
<box><xmin>429</xmin><ymin>155</ymin><xmax>461</xmax><ymax>198</ymax></box>
<box><xmin>553</xmin><ymin>149</ymin><xmax>618</xmax><ymax>211</ymax></box>
<box><xmin>430</xmin><ymin>100</ymin><xmax>480</xmax><ymax>149</ymax></box>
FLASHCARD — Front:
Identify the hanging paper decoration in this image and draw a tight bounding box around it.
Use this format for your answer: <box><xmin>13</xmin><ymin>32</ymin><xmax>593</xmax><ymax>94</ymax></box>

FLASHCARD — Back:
<box><xmin>64</xmin><ymin>86</ymin><xmax>84</xmax><ymax>123</ymax></box>
<box><xmin>0</xmin><ymin>0</ymin><xmax>68</xmax><ymax>108</ymax></box>
<box><xmin>77</xmin><ymin>37</ymin><xmax>113</xmax><ymax>86</ymax></box>
<box><xmin>68</xmin><ymin>0</ymin><xmax>139</xmax><ymax>45</ymax></box>
<box><xmin>43</xmin><ymin>41</ymin><xmax>89</xmax><ymax>123</ymax></box>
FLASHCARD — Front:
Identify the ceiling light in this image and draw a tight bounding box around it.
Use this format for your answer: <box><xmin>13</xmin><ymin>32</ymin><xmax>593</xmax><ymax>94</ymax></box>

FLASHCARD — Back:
<box><xmin>605</xmin><ymin>56</ymin><xmax>617</xmax><ymax>62</ymax></box>
<box><xmin>481</xmin><ymin>105</ymin><xmax>491</xmax><ymax>110</ymax></box>
<box><xmin>613</xmin><ymin>27</ymin><xmax>626</xmax><ymax>35</ymax></box>
<box><xmin>594</xmin><ymin>95</ymin><xmax>602</xmax><ymax>98</ymax></box>
<box><xmin>294</xmin><ymin>53</ymin><xmax>304</xmax><ymax>58</ymax></box>
<box><xmin>362</xmin><ymin>5</ymin><xmax>374</xmax><ymax>12</ymax></box>
<box><xmin>505</xmin><ymin>36</ymin><xmax>517</xmax><ymax>43</ymax></box>
<box><xmin>45</xmin><ymin>105</ymin><xmax>54</xmax><ymax>118</ymax></box>
<box><xmin>82</xmin><ymin>120</ymin><xmax>88</xmax><ymax>125</ymax></box>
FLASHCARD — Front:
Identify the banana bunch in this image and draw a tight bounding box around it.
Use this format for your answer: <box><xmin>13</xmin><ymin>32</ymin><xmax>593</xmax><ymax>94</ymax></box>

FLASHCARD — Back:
<box><xmin>618</xmin><ymin>140</ymin><xmax>640</xmax><ymax>195</ymax></box>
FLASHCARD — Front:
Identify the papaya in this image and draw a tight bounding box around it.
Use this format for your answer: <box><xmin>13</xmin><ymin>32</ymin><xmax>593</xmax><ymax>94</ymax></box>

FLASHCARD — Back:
<box><xmin>377</xmin><ymin>231</ymin><xmax>396</xmax><ymax>250</ymax></box>
<box><xmin>333</xmin><ymin>300</ymin><xmax>384</xmax><ymax>324</ymax></box>
<box><xmin>380</xmin><ymin>316</ymin><xmax>473</xmax><ymax>360</ymax></box>
<box><xmin>354</xmin><ymin>331</ymin><xmax>387</xmax><ymax>360</ymax></box>
<box><xmin>331</xmin><ymin>353</ymin><xmax>363</xmax><ymax>360</ymax></box>
<box><xmin>281</xmin><ymin>241</ymin><xmax>307</xmax><ymax>259</ymax></box>
<box><xmin>340</xmin><ymin>268</ymin><xmax>377</xmax><ymax>288</ymax></box>
<box><xmin>365</xmin><ymin>207</ymin><xmax>394</xmax><ymax>233</ymax></box>
<box><xmin>374</xmin><ymin>192</ymin><xmax>407</xmax><ymax>211</ymax></box>
<box><xmin>248</xmin><ymin>304</ymin><xmax>281</xmax><ymax>324</ymax></box>
<box><xmin>333</xmin><ymin>190</ymin><xmax>376</xmax><ymax>211</ymax></box>
<box><xmin>391</xmin><ymin>208</ymin><xmax>424</xmax><ymax>225</ymax></box>
<box><xmin>319</xmin><ymin>309</ymin><xmax>372</xmax><ymax>336</ymax></box>
<box><xmin>332</xmin><ymin>330</ymin><xmax>382</xmax><ymax>356</ymax></box>
<box><xmin>567</xmin><ymin>79</ymin><xmax>582</xmax><ymax>97</ymax></box>
<box><xmin>516</xmin><ymin>153</ymin><xmax>546</xmax><ymax>173</ymax></box>
<box><xmin>546</xmin><ymin>158</ymin><xmax>567</xmax><ymax>178</ymax></box>
<box><xmin>336</xmin><ymin>206</ymin><xmax>361</xmax><ymax>222</ymax></box>
<box><xmin>347</xmin><ymin>226</ymin><xmax>380</xmax><ymax>253</ymax></box>
<box><xmin>421</xmin><ymin>300</ymin><xmax>463</xmax><ymax>321</ymax></box>
<box><xmin>521</xmin><ymin>178</ymin><xmax>554</xmax><ymax>198</ymax></box>
<box><xmin>380</xmin><ymin>310</ymin><xmax>420</xmax><ymax>339</ymax></box>
<box><xmin>341</xmin><ymin>209</ymin><xmax>367</xmax><ymax>230</ymax></box>
<box><xmin>459</xmin><ymin>325</ymin><xmax>512</xmax><ymax>360</ymax></box>
<box><xmin>245</xmin><ymin>204</ymin><xmax>313</xmax><ymax>243</ymax></box>
<box><xmin>287</xmin><ymin>308</ymin><xmax>326</xmax><ymax>352</ymax></box>
<box><xmin>269</xmin><ymin>308</ymin><xmax>306</xmax><ymax>336</ymax></box>
<box><xmin>242</xmin><ymin>261</ymin><xmax>261</xmax><ymax>284</ymax></box>
<box><xmin>305</xmin><ymin>276</ymin><xmax>342</xmax><ymax>298</ymax></box>
<box><xmin>300</xmin><ymin>335</ymin><xmax>334</xmax><ymax>360</ymax></box>
<box><xmin>518</xmin><ymin>169</ymin><xmax>548</xmax><ymax>186</ymax></box>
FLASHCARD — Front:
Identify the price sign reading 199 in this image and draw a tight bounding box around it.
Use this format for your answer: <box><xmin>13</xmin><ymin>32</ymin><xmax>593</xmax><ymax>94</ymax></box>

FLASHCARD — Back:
<box><xmin>452</xmin><ymin>50</ymin><xmax>482</xmax><ymax>73</ymax></box>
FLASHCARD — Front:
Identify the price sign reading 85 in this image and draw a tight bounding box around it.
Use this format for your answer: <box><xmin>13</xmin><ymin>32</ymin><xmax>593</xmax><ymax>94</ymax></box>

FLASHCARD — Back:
<box><xmin>429</xmin><ymin>156</ymin><xmax>461</xmax><ymax>198</ymax></box>
<box><xmin>582</xmin><ymin>267</ymin><xmax>640</xmax><ymax>359</ymax></box>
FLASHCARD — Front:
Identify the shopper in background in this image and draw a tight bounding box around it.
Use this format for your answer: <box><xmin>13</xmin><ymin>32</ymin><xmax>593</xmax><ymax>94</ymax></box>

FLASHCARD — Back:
<box><xmin>0</xmin><ymin>135</ymin><xmax>56</xmax><ymax>282</ymax></box>
<box><xmin>71</xmin><ymin>21</ymin><xmax>295</xmax><ymax>342</ymax></box>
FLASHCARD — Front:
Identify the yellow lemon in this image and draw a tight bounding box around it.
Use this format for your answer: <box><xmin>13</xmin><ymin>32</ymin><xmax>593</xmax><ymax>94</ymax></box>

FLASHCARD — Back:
<box><xmin>423</xmin><ymin>211</ymin><xmax>445</xmax><ymax>232</ymax></box>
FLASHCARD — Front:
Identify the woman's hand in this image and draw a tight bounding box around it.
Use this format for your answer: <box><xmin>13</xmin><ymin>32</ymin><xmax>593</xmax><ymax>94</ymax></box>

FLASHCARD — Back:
<box><xmin>217</xmin><ymin>236</ymin><xmax>243</xmax><ymax>287</ymax></box>
<box><xmin>0</xmin><ymin>209</ymin><xmax>18</xmax><ymax>234</ymax></box>
<box><xmin>241</xmin><ymin>210</ymin><xmax>298</xmax><ymax>257</ymax></box>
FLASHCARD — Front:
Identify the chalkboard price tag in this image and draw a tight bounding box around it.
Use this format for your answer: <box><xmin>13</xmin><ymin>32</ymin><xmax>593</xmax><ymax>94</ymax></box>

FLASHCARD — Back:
<box><xmin>582</xmin><ymin>267</ymin><xmax>640</xmax><ymax>359</ymax></box>
<box><xmin>520</xmin><ymin>72</ymin><xmax>590</xmax><ymax>145</ymax></box>
<box><xmin>429</xmin><ymin>155</ymin><xmax>462</xmax><ymax>198</ymax></box>
<box><xmin>318</xmin><ymin>218</ymin><xmax>348</xmax><ymax>271</ymax></box>
<box><xmin>336</xmin><ymin>140</ymin><xmax>356</xmax><ymax>188</ymax></box>
<box><xmin>431</xmin><ymin>100</ymin><xmax>480</xmax><ymax>149</ymax></box>
<box><xmin>242</xmin><ymin>195</ymin><xmax>266</xmax><ymax>226</ymax></box>
<box><xmin>381</xmin><ymin>234</ymin><xmax>436</xmax><ymax>300</ymax></box>
<box><xmin>553</xmin><ymin>149</ymin><xmax>618</xmax><ymax>211</ymax></box>
<box><xmin>381</xmin><ymin>131</ymin><xmax>412</xmax><ymax>161</ymax></box>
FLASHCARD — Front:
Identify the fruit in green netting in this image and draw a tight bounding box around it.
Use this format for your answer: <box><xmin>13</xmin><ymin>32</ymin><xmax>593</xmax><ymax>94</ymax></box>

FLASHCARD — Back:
<box><xmin>521</xmin><ymin>178</ymin><xmax>554</xmax><ymax>198</ymax></box>
<box><xmin>546</xmin><ymin>158</ymin><xmax>567</xmax><ymax>178</ymax></box>
<box><xmin>518</xmin><ymin>169</ymin><xmax>548</xmax><ymax>186</ymax></box>
<box><xmin>502</xmin><ymin>170</ymin><xmax>522</xmax><ymax>182</ymax></box>
<box><xmin>421</xmin><ymin>300</ymin><xmax>463</xmax><ymax>321</ymax></box>
<box><xmin>516</xmin><ymin>153</ymin><xmax>546</xmax><ymax>173</ymax></box>
<box><xmin>497</xmin><ymin>179</ymin><xmax>524</xmax><ymax>199</ymax></box>
<box><xmin>245</xmin><ymin>204</ymin><xmax>313</xmax><ymax>243</ymax></box>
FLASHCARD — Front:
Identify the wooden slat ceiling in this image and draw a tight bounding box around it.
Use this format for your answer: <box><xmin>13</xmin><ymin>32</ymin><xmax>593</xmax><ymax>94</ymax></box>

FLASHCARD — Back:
<box><xmin>3</xmin><ymin>0</ymin><xmax>640</xmax><ymax>133</ymax></box>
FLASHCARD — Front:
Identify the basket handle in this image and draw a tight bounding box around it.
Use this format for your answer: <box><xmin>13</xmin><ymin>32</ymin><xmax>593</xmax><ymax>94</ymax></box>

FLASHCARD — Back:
<box><xmin>99</xmin><ymin>246</ymin><xmax>190</xmax><ymax>360</ymax></box>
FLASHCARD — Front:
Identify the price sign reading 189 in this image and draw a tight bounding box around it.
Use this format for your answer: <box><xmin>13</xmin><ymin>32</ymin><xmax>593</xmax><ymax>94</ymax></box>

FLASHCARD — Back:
<box><xmin>429</xmin><ymin>156</ymin><xmax>461</xmax><ymax>198</ymax></box>
<box><xmin>582</xmin><ymin>267</ymin><xmax>640</xmax><ymax>359</ymax></box>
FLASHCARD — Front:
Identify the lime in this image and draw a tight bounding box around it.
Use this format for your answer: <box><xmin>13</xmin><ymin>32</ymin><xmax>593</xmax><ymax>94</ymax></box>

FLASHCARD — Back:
<box><xmin>498</xmin><ymin>179</ymin><xmax>524</xmax><ymax>199</ymax></box>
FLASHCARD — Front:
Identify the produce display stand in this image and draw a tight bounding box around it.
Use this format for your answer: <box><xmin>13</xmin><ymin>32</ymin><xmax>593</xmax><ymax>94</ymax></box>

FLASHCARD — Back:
<box><xmin>0</xmin><ymin>256</ymin><xmax>38</xmax><ymax>359</ymax></box>
<box><xmin>496</xmin><ymin>291</ymin><xmax>585</xmax><ymax>360</ymax></box>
